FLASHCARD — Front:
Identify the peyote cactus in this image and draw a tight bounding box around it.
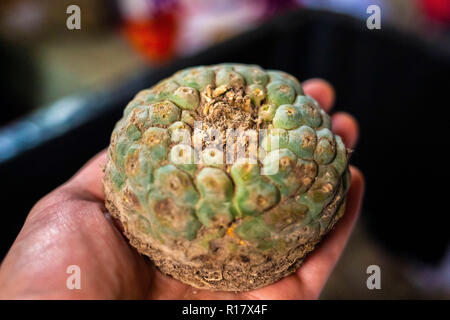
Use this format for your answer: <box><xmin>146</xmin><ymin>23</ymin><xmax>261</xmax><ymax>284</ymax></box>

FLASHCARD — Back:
<box><xmin>103</xmin><ymin>64</ymin><xmax>350</xmax><ymax>291</ymax></box>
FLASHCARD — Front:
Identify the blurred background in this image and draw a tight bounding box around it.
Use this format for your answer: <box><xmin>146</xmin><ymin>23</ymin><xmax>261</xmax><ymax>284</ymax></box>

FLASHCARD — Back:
<box><xmin>0</xmin><ymin>0</ymin><xmax>449</xmax><ymax>299</ymax></box>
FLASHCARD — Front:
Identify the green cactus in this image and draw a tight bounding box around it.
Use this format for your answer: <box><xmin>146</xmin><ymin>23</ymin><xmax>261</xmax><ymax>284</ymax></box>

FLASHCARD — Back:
<box><xmin>103</xmin><ymin>64</ymin><xmax>350</xmax><ymax>292</ymax></box>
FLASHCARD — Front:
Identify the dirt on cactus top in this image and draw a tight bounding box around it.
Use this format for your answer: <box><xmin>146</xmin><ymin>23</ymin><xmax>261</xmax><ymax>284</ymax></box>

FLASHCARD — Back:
<box><xmin>193</xmin><ymin>84</ymin><xmax>265</xmax><ymax>153</ymax></box>
<box><xmin>200</xmin><ymin>85</ymin><xmax>258</xmax><ymax>130</ymax></box>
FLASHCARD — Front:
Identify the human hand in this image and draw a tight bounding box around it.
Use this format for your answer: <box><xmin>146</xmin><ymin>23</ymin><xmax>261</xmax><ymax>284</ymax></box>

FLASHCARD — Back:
<box><xmin>0</xmin><ymin>79</ymin><xmax>364</xmax><ymax>299</ymax></box>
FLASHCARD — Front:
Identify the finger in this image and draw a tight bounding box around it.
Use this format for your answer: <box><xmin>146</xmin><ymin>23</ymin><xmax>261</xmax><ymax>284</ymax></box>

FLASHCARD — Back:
<box><xmin>302</xmin><ymin>79</ymin><xmax>336</xmax><ymax>112</ymax></box>
<box><xmin>241</xmin><ymin>166</ymin><xmax>365</xmax><ymax>300</ymax></box>
<box><xmin>240</xmin><ymin>271</ymin><xmax>305</xmax><ymax>300</ymax></box>
<box><xmin>295</xmin><ymin>166</ymin><xmax>365</xmax><ymax>297</ymax></box>
<box><xmin>69</xmin><ymin>150</ymin><xmax>107</xmax><ymax>200</ymax></box>
<box><xmin>148</xmin><ymin>268</ymin><xmax>240</xmax><ymax>300</ymax></box>
<box><xmin>331</xmin><ymin>112</ymin><xmax>360</xmax><ymax>149</ymax></box>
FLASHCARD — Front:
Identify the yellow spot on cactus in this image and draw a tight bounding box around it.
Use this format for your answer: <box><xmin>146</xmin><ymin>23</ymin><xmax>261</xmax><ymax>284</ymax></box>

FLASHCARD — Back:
<box><xmin>243</xmin><ymin>97</ymin><xmax>252</xmax><ymax>113</ymax></box>
<box><xmin>321</xmin><ymin>183</ymin><xmax>333</xmax><ymax>193</ymax></box>
<box><xmin>286</xmin><ymin>107</ymin><xmax>295</xmax><ymax>115</ymax></box>
<box><xmin>170</xmin><ymin>179</ymin><xmax>180</xmax><ymax>191</ymax></box>
<box><xmin>226</xmin><ymin>226</ymin><xmax>235</xmax><ymax>237</ymax></box>
<box><xmin>280</xmin><ymin>85</ymin><xmax>290</xmax><ymax>93</ymax></box>
<box><xmin>125</xmin><ymin>151</ymin><xmax>140</xmax><ymax>176</ymax></box>
<box><xmin>205</xmin><ymin>178</ymin><xmax>217</xmax><ymax>189</ymax></box>
<box><xmin>146</xmin><ymin>134</ymin><xmax>160</xmax><ymax>145</ymax></box>
<box><xmin>280</xmin><ymin>157</ymin><xmax>290</xmax><ymax>167</ymax></box>
<box><xmin>203</xmin><ymin>103</ymin><xmax>211</xmax><ymax>115</ymax></box>
<box><xmin>257</xmin><ymin>195</ymin><xmax>266</xmax><ymax>206</ymax></box>
<box><xmin>213</xmin><ymin>86</ymin><xmax>227</xmax><ymax>97</ymax></box>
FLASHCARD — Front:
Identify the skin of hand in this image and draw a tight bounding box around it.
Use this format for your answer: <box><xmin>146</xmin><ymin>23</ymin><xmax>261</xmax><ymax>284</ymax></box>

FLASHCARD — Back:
<box><xmin>0</xmin><ymin>79</ymin><xmax>364</xmax><ymax>300</ymax></box>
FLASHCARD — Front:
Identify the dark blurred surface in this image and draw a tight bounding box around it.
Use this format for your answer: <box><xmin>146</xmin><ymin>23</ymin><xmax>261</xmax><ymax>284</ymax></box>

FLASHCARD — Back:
<box><xmin>0</xmin><ymin>40</ymin><xmax>39</xmax><ymax>125</ymax></box>
<box><xmin>0</xmin><ymin>8</ymin><xmax>449</xmax><ymax>297</ymax></box>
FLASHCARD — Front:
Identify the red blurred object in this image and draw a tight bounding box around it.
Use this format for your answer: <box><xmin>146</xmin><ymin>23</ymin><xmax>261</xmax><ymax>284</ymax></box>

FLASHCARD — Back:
<box><xmin>122</xmin><ymin>11</ymin><xmax>178</xmax><ymax>63</ymax></box>
<box><xmin>119</xmin><ymin>0</ymin><xmax>299</xmax><ymax>63</ymax></box>
<box><xmin>420</xmin><ymin>0</ymin><xmax>450</xmax><ymax>24</ymax></box>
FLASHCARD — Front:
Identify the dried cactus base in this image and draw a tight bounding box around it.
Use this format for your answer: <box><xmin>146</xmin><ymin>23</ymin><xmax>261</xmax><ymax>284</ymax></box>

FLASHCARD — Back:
<box><xmin>105</xmin><ymin>175</ymin><xmax>347</xmax><ymax>291</ymax></box>
<box><xmin>103</xmin><ymin>64</ymin><xmax>351</xmax><ymax>292</ymax></box>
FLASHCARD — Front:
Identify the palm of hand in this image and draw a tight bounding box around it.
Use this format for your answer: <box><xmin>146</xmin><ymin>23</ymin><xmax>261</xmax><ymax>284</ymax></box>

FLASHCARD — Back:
<box><xmin>0</xmin><ymin>80</ymin><xmax>364</xmax><ymax>299</ymax></box>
